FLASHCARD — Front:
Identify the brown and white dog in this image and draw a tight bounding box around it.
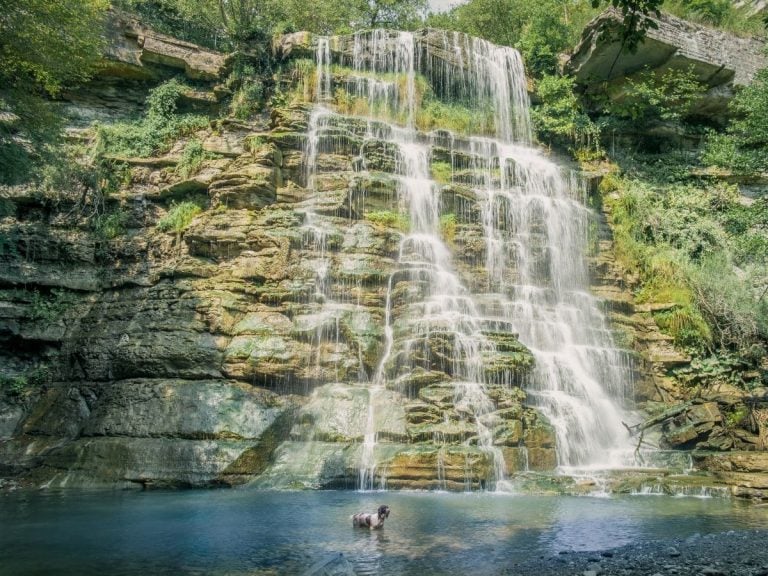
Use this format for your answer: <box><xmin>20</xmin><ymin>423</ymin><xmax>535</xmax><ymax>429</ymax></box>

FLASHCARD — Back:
<box><xmin>352</xmin><ymin>505</ymin><xmax>390</xmax><ymax>529</ymax></box>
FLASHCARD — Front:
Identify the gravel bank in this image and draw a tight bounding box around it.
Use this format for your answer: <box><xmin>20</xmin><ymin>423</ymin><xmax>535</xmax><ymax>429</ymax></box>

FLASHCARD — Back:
<box><xmin>505</xmin><ymin>530</ymin><xmax>768</xmax><ymax>576</ymax></box>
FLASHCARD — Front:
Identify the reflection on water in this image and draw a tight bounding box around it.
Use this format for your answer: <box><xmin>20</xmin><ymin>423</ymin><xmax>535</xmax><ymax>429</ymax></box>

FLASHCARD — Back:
<box><xmin>1</xmin><ymin>490</ymin><xmax>766</xmax><ymax>575</ymax></box>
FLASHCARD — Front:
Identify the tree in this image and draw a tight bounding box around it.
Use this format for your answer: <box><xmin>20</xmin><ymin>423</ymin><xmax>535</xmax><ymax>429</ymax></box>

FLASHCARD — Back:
<box><xmin>590</xmin><ymin>0</ymin><xmax>664</xmax><ymax>52</ymax></box>
<box><xmin>0</xmin><ymin>0</ymin><xmax>108</xmax><ymax>184</ymax></box>
<box><xmin>364</xmin><ymin>0</ymin><xmax>428</xmax><ymax>28</ymax></box>
<box><xmin>425</xmin><ymin>0</ymin><xmax>597</xmax><ymax>76</ymax></box>
<box><xmin>0</xmin><ymin>0</ymin><xmax>108</xmax><ymax>96</ymax></box>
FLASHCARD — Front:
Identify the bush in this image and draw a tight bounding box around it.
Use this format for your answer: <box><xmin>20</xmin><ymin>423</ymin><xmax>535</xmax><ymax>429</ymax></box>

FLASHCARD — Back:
<box><xmin>0</xmin><ymin>375</ymin><xmax>28</xmax><ymax>396</ymax></box>
<box><xmin>603</xmin><ymin>175</ymin><xmax>768</xmax><ymax>357</ymax></box>
<box><xmin>157</xmin><ymin>201</ymin><xmax>202</xmax><ymax>233</ymax></box>
<box><xmin>92</xmin><ymin>210</ymin><xmax>130</xmax><ymax>240</ymax></box>
<box><xmin>602</xmin><ymin>67</ymin><xmax>706</xmax><ymax>125</ymax></box>
<box><xmin>531</xmin><ymin>75</ymin><xmax>600</xmax><ymax>150</ymax></box>
<box><xmin>96</xmin><ymin>79</ymin><xmax>208</xmax><ymax>158</ymax></box>
<box><xmin>176</xmin><ymin>139</ymin><xmax>212</xmax><ymax>178</ymax></box>
<box><xmin>439</xmin><ymin>213</ymin><xmax>457</xmax><ymax>242</ymax></box>
<box><xmin>703</xmin><ymin>67</ymin><xmax>768</xmax><ymax>174</ymax></box>
<box><xmin>27</xmin><ymin>289</ymin><xmax>76</xmax><ymax>323</ymax></box>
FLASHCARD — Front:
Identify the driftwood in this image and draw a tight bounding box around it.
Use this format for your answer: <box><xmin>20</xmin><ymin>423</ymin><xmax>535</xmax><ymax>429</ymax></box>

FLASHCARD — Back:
<box><xmin>622</xmin><ymin>402</ymin><xmax>692</xmax><ymax>436</ymax></box>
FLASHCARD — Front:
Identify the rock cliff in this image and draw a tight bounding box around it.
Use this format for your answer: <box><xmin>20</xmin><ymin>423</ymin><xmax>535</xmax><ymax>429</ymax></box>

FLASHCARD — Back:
<box><xmin>1</xmin><ymin>16</ymin><xmax>766</xmax><ymax>497</ymax></box>
<box><xmin>565</xmin><ymin>8</ymin><xmax>767</xmax><ymax>124</ymax></box>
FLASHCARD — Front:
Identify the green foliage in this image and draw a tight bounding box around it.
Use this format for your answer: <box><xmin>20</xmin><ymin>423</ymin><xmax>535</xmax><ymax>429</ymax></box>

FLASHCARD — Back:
<box><xmin>602</xmin><ymin>67</ymin><xmax>706</xmax><ymax>124</ymax></box>
<box><xmin>663</xmin><ymin>0</ymin><xmax>764</xmax><ymax>34</ymax></box>
<box><xmin>96</xmin><ymin>79</ymin><xmax>209</xmax><ymax>158</ymax></box>
<box><xmin>227</xmin><ymin>57</ymin><xmax>266</xmax><ymax>119</ymax></box>
<box><xmin>0</xmin><ymin>365</ymin><xmax>52</xmax><ymax>396</ymax></box>
<box><xmin>28</xmin><ymin>289</ymin><xmax>76</xmax><ymax>323</ymax></box>
<box><xmin>431</xmin><ymin>161</ymin><xmax>453</xmax><ymax>184</ymax></box>
<box><xmin>532</xmin><ymin>75</ymin><xmax>601</xmax><ymax>150</ymax></box>
<box><xmin>427</xmin><ymin>0</ymin><xmax>598</xmax><ymax>78</ymax></box>
<box><xmin>439</xmin><ymin>213</ymin><xmax>457</xmax><ymax>242</ymax></box>
<box><xmin>0</xmin><ymin>0</ymin><xmax>108</xmax><ymax>96</ymax></box>
<box><xmin>0</xmin><ymin>0</ymin><xmax>107</xmax><ymax>184</ymax></box>
<box><xmin>604</xmin><ymin>174</ymin><xmax>768</xmax><ymax>357</ymax></box>
<box><xmin>157</xmin><ymin>201</ymin><xmax>203</xmax><ymax>233</ymax></box>
<box><xmin>704</xmin><ymin>67</ymin><xmax>768</xmax><ymax>174</ymax></box>
<box><xmin>283</xmin><ymin>0</ymin><xmax>427</xmax><ymax>33</ymax></box>
<box><xmin>177</xmin><ymin>139</ymin><xmax>212</xmax><ymax>178</ymax></box>
<box><xmin>415</xmin><ymin>99</ymin><xmax>495</xmax><ymax>136</ymax></box>
<box><xmin>93</xmin><ymin>210</ymin><xmax>130</xmax><ymax>240</ymax></box>
<box><xmin>0</xmin><ymin>375</ymin><xmax>28</xmax><ymax>396</ymax></box>
<box><xmin>365</xmin><ymin>210</ymin><xmax>409</xmax><ymax>232</ymax></box>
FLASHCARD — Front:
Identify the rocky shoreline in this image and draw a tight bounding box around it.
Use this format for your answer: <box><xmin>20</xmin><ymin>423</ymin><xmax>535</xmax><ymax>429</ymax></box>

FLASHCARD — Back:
<box><xmin>506</xmin><ymin>529</ymin><xmax>768</xmax><ymax>576</ymax></box>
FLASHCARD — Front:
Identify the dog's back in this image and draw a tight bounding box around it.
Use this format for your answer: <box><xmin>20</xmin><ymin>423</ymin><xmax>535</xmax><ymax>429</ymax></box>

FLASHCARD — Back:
<box><xmin>351</xmin><ymin>512</ymin><xmax>375</xmax><ymax>528</ymax></box>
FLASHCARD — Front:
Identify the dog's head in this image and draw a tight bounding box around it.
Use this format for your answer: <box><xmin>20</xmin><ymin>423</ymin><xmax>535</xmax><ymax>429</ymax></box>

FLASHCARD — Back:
<box><xmin>377</xmin><ymin>505</ymin><xmax>390</xmax><ymax>520</ymax></box>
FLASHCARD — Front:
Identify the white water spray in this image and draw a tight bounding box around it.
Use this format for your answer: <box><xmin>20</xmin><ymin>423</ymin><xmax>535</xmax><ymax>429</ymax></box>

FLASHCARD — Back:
<box><xmin>304</xmin><ymin>29</ymin><xmax>637</xmax><ymax>490</ymax></box>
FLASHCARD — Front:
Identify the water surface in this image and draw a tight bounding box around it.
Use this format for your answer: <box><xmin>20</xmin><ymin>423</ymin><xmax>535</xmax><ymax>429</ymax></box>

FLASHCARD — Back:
<box><xmin>1</xmin><ymin>490</ymin><xmax>766</xmax><ymax>575</ymax></box>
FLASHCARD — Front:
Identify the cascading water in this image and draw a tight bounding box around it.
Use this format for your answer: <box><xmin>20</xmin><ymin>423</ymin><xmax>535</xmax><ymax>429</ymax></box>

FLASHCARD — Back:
<box><xmin>303</xmin><ymin>29</ymin><xmax>637</xmax><ymax>491</ymax></box>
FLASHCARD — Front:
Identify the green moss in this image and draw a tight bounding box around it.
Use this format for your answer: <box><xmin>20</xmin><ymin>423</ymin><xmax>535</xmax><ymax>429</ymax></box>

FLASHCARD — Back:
<box><xmin>431</xmin><ymin>161</ymin><xmax>452</xmax><ymax>184</ymax></box>
<box><xmin>415</xmin><ymin>99</ymin><xmax>494</xmax><ymax>136</ymax></box>
<box><xmin>365</xmin><ymin>210</ymin><xmax>409</xmax><ymax>232</ymax></box>
<box><xmin>439</xmin><ymin>213</ymin><xmax>457</xmax><ymax>243</ymax></box>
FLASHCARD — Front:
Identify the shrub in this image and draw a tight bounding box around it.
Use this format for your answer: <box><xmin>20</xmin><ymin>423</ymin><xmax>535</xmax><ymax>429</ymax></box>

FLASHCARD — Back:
<box><xmin>703</xmin><ymin>67</ymin><xmax>768</xmax><ymax>174</ymax></box>
<box><xmin>531</xmin><ymin>75</ymin><xmax>600</xmax><ymax>151</ymax></box>
<box><xmin>603</xmin><ymin>175</ymin><xmax>768</xmax><ymax>357</ymax></box>
<box><xmin>176</xmin><ymin>139</ymin><xmax>212</xmax><ymax>178</ymax></box>
<box><xmin>431</xmin><ymin>161</ymin><xmax>453</xmax><ymax>184</ymax></box>
<box><xmin>0</xmin><ymin>375</ymin><xmax>28</xmax><ymax>396</ymax></box>
<box><xmin>28</xmin><ymin>289</ymin><xmax>75</xmax><ymax>323</ymax></box>
<box><xmin>96</xmin><ymin>79</ymin><xmax>208</xmax><ymax>158</ymax></box>
<box><xmin>157</xmin><ymin>201</ymin><xmax>202</xmax><ymax>233</ymax></box>
<box><xmin>93</xmin><ymin>209</ymin><xmax>130</xmax><ymax>240</ymax></box>
<box><xmin>602</xmin><ymin>67</ymin><xmax>706</xmax><ymax>125</ymax></box>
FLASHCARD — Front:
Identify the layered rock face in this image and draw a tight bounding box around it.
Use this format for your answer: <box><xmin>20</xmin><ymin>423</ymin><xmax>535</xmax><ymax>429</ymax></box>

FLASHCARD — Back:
<box><xmin>565</xmin><ymin>8</ymin><xmax>767</xmax><ymax>125</ymax></box>
<box><xmin>1</xmin><ymin>27</ymin><xmax>565</xmax><ymax>490</ymax></box>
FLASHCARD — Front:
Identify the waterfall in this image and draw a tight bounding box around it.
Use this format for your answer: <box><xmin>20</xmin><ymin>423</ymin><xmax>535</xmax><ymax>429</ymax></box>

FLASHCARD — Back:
<box><xmin>303</xmin><ymin>29</ymin><xmax>636</xmax><ymax>491</ymax></box>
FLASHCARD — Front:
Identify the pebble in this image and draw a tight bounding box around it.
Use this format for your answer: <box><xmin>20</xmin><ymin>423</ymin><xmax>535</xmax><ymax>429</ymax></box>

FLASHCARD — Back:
<box><xmin>666</xmin><ymin>546</ymin><xmax>681</xmax><ymax>558</ymax></box>
<box><xmin>700</xmin><ymin>567</ymin><xmax>726</xmax><ymax>576</ymax></box>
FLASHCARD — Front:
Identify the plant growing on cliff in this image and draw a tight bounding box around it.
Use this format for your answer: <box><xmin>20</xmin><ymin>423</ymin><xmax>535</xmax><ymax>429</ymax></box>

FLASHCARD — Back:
<box><xmin>95</xmin><ymin>79</ymin><xmax>209</xmax><ymax>158</ymax></box>
<box><xmin>157</xmin><ymin>201</ymin><xmax>203</xmax><ymax>233</ymax></box>
<box><xmin>365</xmin><ymin>210</ymin><xmax>409</xmax><ymax>232</ymax></box>
<box><xmin>27</xmin><ymin>289</ymin><xmax>76</xmax><ymax>323</ymax></box>
<box><xmin>0</xmin><ymin>0</ymin><xmax>108</xmax><ymax>184</ymax></box>
<box><xmin>604</xmin><ymin>175</ymin><xmax>768</xmax><ymax>358</ymax></box>
<box><xmin>531</xmin><ymin>75</ymin><xmax>601</xmax><ymax>151</ymax></box>
<box><xmin>704</xmin><ymin>67</ymin><xmax>768</xmax><ymax>174</ymax></box>
<box><xmin>600</xmin><ymin>67</ymin><xmax>706</xmax><ymax>126</ymax></box>
<box><xmin>177</xmin><ymin>139</ymin><xmax>214</xmax><ymax>178</ymax></box>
